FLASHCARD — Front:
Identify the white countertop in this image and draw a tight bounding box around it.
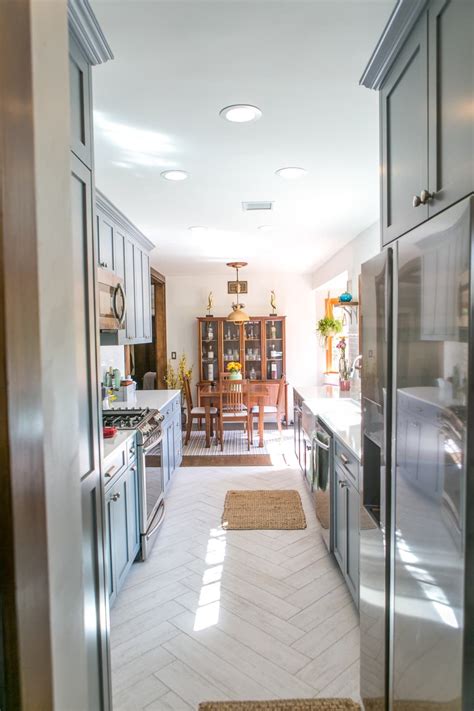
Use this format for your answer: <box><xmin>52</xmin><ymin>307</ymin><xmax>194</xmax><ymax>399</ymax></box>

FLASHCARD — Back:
<box><xmin>103</xmin><ymin>429</ymin><xmax>135</xmax><ymax>463</ymax></box>
<box><xmin>294</xmin><ymin>384</ymin><xmax>362</xmax><ymax>459</ymax></box>
<box><xmin>103</xmin><ymin>389</ymin><xmax>181</xmax><ymax>461</ymax></box>
<box><xmin>109</xmin><ymin>389</ymin><xmax>181</xmax><ymax>412</ymax></box>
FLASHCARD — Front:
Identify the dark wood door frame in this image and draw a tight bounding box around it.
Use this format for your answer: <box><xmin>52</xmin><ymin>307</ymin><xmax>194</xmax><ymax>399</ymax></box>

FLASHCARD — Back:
<box><xmin>152</xmin><ymin>267</ymin><xmax>168</xmax><ymax>388</ymax></box>
<box><xmin>0</xmin><ymin>1</ymin><xmax>53</xmax><ymax>706</ymax></box>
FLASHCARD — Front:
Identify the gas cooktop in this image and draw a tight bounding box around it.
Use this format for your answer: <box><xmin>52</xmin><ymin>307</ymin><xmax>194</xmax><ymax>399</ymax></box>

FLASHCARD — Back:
<box><xmin>103</xmin><ymin>407</ymin><xmax>164</xmax><ymax>447</ymax></box>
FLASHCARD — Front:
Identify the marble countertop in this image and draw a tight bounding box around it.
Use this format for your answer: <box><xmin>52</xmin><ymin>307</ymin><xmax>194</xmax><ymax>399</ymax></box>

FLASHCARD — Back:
<box><xmin>103</xmin><ymin>429</ymin><xmax>135</xmax><ymax>464</ymax></box>
<box><xmin>103</xmin><ymin>390</ymin><xmax>181</xmax><ymax>461</ymax></box>
<box><xmin>109</xmin><ymin>389</ymin><xmax>181</xmax><ymax>412</ymax></box>
<box><xmin>294</xmin><ymin>384</ymin><xmax>362</xmax><ymax>459</ymax></box>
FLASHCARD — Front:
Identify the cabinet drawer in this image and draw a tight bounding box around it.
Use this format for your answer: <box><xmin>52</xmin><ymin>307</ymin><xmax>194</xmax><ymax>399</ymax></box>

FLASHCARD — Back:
<box><xmin>103</xmin><ymin>445</ymin><xmax>127</xmax><ymax>488</ymax></box>
<box><xmin>335</xmin><ymin>439</ymin><xmax>359</xmax><ymax>489</ymax></box>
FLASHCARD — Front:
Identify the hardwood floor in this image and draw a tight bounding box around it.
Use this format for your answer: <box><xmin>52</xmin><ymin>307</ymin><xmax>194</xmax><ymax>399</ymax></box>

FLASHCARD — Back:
<box><xmin>111</xmin><ymin>457</ymin><xmax>360</xmax><ymax>710</ymax></box>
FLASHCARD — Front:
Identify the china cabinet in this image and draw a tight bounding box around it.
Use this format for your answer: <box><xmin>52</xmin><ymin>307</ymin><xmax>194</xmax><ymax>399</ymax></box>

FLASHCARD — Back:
<box><xmin>196</xmin><ymin>316</ymin><xmax>288</xmax><ymax>424</ymax></box>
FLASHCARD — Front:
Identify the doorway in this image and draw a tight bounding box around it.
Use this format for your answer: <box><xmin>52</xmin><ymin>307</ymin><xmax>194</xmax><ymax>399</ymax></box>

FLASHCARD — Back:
<box><xmin>128</xmin><ymin>268</ymin><xmax>168</xmax><ymax>390</ymax></box>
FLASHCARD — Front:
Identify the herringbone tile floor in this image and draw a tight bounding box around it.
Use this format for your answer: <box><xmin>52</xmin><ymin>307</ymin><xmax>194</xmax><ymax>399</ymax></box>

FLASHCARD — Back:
<box><xmin>111</xmin><ymin>455</ymin><xmax>360</xmax><ymax>710</ymax></box>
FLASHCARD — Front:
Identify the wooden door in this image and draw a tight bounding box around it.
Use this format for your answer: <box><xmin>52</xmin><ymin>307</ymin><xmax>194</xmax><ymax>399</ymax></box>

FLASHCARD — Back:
<box><xmin>380</xmin><ymin>13</ymin><xmax>429</xmax><ymax>245</ymax></box>
<box><xmin>428</xmin><ymin>0</ymin><xmax>474</xmax><ymax>216</ymax></box>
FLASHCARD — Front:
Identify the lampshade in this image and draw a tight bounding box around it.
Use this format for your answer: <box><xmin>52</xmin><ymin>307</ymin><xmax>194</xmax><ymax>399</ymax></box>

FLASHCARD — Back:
<box><xmin>227</xmin><ymin>304</ymin><xmax>250</xmax><ymax>322</ymax></box>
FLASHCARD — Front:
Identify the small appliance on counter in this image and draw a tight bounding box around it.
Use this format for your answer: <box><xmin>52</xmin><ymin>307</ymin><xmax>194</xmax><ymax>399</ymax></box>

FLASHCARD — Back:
<box><xmin>102</xmin><ymin>406</ymin><xmax>165</xmax><ymax>560</ymax></box>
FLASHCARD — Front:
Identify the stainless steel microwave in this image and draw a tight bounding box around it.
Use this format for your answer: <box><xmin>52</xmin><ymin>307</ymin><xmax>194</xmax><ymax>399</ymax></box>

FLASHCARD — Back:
<box><xmin>97</xmin><ymin>267</ymin><xmax>126</xmax><ymax>333</ymax></box>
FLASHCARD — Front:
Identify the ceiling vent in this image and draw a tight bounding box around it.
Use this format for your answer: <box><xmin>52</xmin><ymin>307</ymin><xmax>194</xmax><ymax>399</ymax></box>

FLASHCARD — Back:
<box><xmin>242</xmin><ymin>201</ymin><xmax>274</xmax><ymax>212</ymax></box>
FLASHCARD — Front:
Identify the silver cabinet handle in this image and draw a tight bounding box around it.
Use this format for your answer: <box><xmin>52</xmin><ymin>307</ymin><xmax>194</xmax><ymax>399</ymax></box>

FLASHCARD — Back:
<box><xmin>315</xmin><ymin>434</ymin><xmax>330</xmax><ymax>450</ymax></box>
<box><xmin>338</xmin><ymin>479</ymin><xmax>348</xmax><ymax>488</ymax></box>
<box><xmin>413</xmin><ymin>195</ymin><xmax>421</xmax><ymax>208</ymax></box>
<box><xmin>420</xmin><ymin>189</ymin><xmax>434</xmax><ymax>204</ymax></box>
<box><xmin>340</xmin><ymin>453</ymin><xmax>349</xmax><ymax>465</ymax></box>
<box><xmin>111</xmin><ymin>492</ymin><xmax>121</xmax><ymax>502</ymax></box>
<box><xmin>105</xmin><ymin>464</ymin><xmax>117</xmax><ymax>479</ymax></box>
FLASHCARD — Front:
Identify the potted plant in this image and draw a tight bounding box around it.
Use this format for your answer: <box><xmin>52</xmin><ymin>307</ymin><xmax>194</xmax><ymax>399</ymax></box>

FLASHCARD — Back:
<box><xmin>316</xmin><ymin>316</ymin><xmax>343</xmax><ymax>345</ymax></box>
<box><xmin>226</xmin><ymin>361</ymin><xmax>242</xmax><ymax>380</ymax></box>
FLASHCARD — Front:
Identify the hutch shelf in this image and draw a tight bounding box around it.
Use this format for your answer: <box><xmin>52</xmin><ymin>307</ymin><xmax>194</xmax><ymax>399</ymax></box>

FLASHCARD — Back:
<box><xmin>197</xmin><ymin>316</ymin><xmax>288</xmax><ymax>424</ymax></box>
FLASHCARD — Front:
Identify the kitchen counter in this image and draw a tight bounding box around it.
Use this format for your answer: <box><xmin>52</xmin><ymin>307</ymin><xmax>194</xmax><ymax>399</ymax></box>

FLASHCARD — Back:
<box><xmin>103</xmin><ymin>429</ymin><xmax>135</xmax><ymax>462</ymax></box>
<box><xmin>294</xmin><ymin>384</ymin><xmax>362</xmax><ymax>459</ymax></box>
<box><xmin>109</xmin><ymin>389</ymin><xmax>181</xmax><ymax>412</ymax></box>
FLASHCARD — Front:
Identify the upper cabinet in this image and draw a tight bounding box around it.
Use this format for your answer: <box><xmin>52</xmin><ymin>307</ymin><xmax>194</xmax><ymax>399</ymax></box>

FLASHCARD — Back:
<box><xmin>96</xmin><ymin>191</ymin><xmax>154</xmax><ymax>345</ymax></box>
<box><xmin>361</xmin><ymin>0</ymin><xmax>474</xmax><ymax>246</ymax></box>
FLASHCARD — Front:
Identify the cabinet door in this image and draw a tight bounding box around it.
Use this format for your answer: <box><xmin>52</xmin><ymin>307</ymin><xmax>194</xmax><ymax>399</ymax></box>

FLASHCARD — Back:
<box><xmin>346</xmin><ymin>479</ymin><xmax>360</xmax><ymax>606</ymax></box>
<box><xmin>380</xmin><ymin>13</ymin><xmax>429</xmax><ymax>245</ymax></box>
<box><xmin>97</xmin><ymin>213</ymin><xmax>114</xmax><ymax>271</ymax></box>
<box><xmin>109</xmin><ymin>475</ymin><xmax>130</xmax><ymax>594</ymax></box>
<box><xmin>142</xmin><ymin>252</ymin><xmax>151</xmax><ymax>341</ymax></box>
<box><xmin>333</xmin><ymin>468</ymin><xmax>346</xmax><ymax>570</ymax></box>
<box><xmin>69</xmin><ymin>36</ymin><xmax>92</xmax><ymax>168</ymax></box>
<box><xmin>124</xmin><ymin>238</ymin><xmax>136</xmax><ymax>341</ymax></box>
<box><xmin>428</xmin><ymin>0</ymin><xmax>474</xmax><ymax>216</ymax></box>
<box><xmin>104</xmin><ymin>488</ymin><xmax>117</xmax><ymax>606</ymax></box>
<box><xmin>134</xmin><ymin>245</ymin><xmax>144</xmax><ymax>340</ymax></box>
<box><xmin>114</xmin><ymin>229</ymin><xmax>126</xmax><ymax>281</ymax></box>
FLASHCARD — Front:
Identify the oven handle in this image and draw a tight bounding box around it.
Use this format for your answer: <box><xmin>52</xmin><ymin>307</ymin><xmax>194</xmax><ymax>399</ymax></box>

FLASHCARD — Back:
<box><xmin>314</xmin><ymin>432</ymin><xmax>330</xmax><ymax>451</ymax></box>
<box><xmin>113</xmin><ymin>282</ymin><xmax>127</xmax><ymax>328</ymax></box>
<box><xmin>146</xmin><ymin>500</ymin><xmax>165</xmax><ymax>539</ymax></box>
<box><xmin>143</xmin><ymin>437</ymin><xmax>163</xmax><ymax>455</ymax></box>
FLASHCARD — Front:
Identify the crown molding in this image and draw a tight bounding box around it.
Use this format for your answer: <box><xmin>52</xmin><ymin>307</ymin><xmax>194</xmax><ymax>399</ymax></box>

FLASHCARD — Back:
<box><xmin>96</xmin><ymin>190</ymin><xmax>155</xmax><ymax>253</ymax></box>
<box><xmin>360</xmin><ymin>0</ymin><xmax>428</xmax><ymax>90</ymax></box>
<box><xmin>68</xmin><ymin>0</ymin><xmax>113</xmax><ymax>66</ymax></box>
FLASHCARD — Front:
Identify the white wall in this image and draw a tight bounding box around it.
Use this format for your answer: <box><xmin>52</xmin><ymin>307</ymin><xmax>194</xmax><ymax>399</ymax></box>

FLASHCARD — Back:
<box><xmin>312</xmin><ymin>221</ymin><xmax>380</xmax><ymax>383</ymax></box>
<box><xmin>100</xmin><ymin>344</ymin><xmax>126</xmax><ymax>382</ymax></box>
<box><xmin>166</xmin><ymin>271</ymin><xmax>318</xmax><ymax>413</ymax></box>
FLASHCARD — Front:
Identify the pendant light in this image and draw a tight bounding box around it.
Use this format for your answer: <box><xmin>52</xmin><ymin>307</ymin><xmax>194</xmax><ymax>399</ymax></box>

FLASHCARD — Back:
<box><xmin>226</xmin><ymin>261</ymin><xmax>250</xmax><ymax>323</ymax></box>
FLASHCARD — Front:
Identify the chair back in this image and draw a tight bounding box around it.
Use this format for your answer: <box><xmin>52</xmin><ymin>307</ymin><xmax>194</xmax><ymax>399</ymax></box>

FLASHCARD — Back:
<box><xmin>221</xmin><ymin>379</ymin><xmax>248</xmax><ymax>413</ymax></box>
<box><xmin>276</xmin><ymin>375</ymin><xmax>286</xmax><ymax>409</ymax></box>
<box><xmin>183</xmin><ymin>375</ymin><xmax>193</xmax><ymax>412</ymax></box>
<box><xmin>219</xmin><ymin>372</ymin><xmax>231</xmax><ymax>381</ymax></box>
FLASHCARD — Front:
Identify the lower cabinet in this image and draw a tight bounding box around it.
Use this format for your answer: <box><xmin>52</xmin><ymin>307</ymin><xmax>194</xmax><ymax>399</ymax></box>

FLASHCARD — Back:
<box><xmin>105</xmin><ymin>460</ymin><xmax>140</xmax><ymax>607</ymax></box>
<box><xmin>333</xmin><ymin>460</ymin><xmax>360</xmax><ymax>607</ymax></box>
<box><xmin>162</xmin><ymin>396</ymin><xmax>182</xmax><ymax>490</ymax></box>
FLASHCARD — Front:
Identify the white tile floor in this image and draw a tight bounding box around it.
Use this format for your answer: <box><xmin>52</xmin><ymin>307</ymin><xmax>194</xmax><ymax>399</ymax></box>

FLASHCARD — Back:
<box><xmin>111</xmin><ymin>447</ymin><xmax>360</xmax><ymax>710</ymax></box>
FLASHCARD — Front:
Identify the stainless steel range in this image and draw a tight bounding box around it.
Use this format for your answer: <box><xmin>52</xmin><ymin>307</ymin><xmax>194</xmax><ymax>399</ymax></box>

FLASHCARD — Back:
<box><xmin>103</xmin><ymin>407</ymin><xmax>165</xmax><ymax>560</ymax></box>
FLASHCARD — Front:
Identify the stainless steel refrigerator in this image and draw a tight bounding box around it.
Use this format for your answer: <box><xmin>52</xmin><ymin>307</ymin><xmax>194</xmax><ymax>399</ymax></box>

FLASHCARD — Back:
<box><xmin>360</xmin><ymin>196</ymin><xmax>474</xmax><ymax>710</ymax></box>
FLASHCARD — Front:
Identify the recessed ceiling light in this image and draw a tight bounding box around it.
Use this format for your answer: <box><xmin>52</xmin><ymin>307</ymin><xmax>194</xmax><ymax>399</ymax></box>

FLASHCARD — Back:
<box><xmin>188</xmin><ymin>226</ymin><xmax>207</xmax><ymax>234</ymax></box>
<box><xmin>220</xmin><ymin>104</ymin><xmax>262</xmax><ymax>123</ymax></box>
<box><xmin>258</xmin><ymin>225</ymin><xmax>273</xmax><ymax>232</ymax></box>
<box><xmin>275</xmin><ymin>167</ymin><xmax>307</xmax><ymax>180</ymax></box>
<box><xmin>161</xmin><ymin>169</ymin><xmax>189</xmax><ymax>181</ymax></box>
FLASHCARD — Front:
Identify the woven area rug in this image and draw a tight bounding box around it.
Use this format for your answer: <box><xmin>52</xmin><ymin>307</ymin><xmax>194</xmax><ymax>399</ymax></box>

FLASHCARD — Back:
<box><xmin>182</xmin><ymin>428</ymin><xmax>294</xmax><ymax>457</ymax></box>
<box><xmin>199</xmin><ymin>699</ymin><xmax>360</xmax><ymax>710</ymax></box>
<box><xmin>221</xmin><ymin>489</ymin><xmax>306</xmax><ymax>530</ymax></box>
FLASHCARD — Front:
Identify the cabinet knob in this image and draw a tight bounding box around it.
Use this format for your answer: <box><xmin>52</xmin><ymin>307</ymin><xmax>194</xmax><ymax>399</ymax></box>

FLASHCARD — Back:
<box><xmin>412</xmin><ymin>195</ymin><xmax>422</xmax><ymax>208</ymax></box>
<box><xmin>338</xmin><ymin>480</ymin><xmax>348</xmax><ymax>489</ymax></box>
<box><xmin>420</xmin><ymin>189</ymin><xmax>434</xmax><ymax>204</ymax></box>
<box><xmin>112</xmin><ymin>492</ymin><xmax>121</xmax><ymax>502</ymax></box>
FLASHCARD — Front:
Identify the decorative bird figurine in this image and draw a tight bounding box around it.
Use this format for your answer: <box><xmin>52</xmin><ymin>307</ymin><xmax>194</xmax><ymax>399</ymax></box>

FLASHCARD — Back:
<box><xmin>206</xmin><ymin>291</ymin><xmax>214</xmax><ymax>316</ymax></box>
<box><xmin>270</xmin><ymin>290</ymin><xmax>277</xmax><ymax>316</ymax></box>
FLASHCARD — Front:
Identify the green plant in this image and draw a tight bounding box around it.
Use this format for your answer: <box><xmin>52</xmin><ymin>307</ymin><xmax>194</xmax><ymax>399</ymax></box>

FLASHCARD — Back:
<box><xmin>316</xmin><ymin>317</ymin><xmax>343</xmax><ymax>340</ymax></box>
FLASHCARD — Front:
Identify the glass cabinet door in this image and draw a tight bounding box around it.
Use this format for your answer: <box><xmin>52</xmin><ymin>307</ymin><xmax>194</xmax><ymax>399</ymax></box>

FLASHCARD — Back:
<box><xmin>223</xmin><ymin>321</ymin><xmax>241</xmax><ymax>376</ymax></box>
<box><xmin>244</xmin><ymin>320</ymin><xmax>262</xmax><ymax>380</ymax></box>
<box><xmin>200</xmin><ymin>320</ymin><xmax>218</xmax><ymax>381</ymax></box>
<box><xmin>266</xmin><ymin>319</ymin><xmax>283</xmax><ymax>380</ymax></box>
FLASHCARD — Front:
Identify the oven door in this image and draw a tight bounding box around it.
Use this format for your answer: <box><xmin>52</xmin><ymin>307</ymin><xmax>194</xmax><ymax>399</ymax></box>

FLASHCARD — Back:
<box><xmin>313</xmin><ymin>426</ymin><xmax>332</xmax><ymax>550</ymax></box>
<box><xmin>139</xmin><ymin>438</ymin><xmax>165</xmax><ymax>560</ymax></box>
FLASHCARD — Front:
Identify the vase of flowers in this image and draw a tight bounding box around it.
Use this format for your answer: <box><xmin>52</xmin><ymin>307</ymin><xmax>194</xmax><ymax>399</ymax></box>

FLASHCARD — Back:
<box><xmin>336</xmin><ymin>337</ymin><xmax>351</xmax><ymax>391</ymax></box>
<box><xmin>227</xmin><ymin>361</ymin><xmax>242</xmax><ymax>380</ymax></box>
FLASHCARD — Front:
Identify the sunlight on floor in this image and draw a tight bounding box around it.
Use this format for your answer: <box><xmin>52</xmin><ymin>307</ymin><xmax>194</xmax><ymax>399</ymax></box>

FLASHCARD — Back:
<box><xmin>194</xmin><ymin>528</ymin><xmax>227</xmax><ymax>631</ymax></box>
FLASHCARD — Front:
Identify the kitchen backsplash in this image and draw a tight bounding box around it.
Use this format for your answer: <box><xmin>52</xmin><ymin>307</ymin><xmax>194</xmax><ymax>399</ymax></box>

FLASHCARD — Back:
<box><xmin>100</xmin><ymin>345</ymin><xmax>125</xmax><ymax>382</ymax></box>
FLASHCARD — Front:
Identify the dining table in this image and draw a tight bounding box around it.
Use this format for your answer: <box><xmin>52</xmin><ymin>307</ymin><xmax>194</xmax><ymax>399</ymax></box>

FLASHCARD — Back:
<box><xmin>198</xmin><ymin>382</ymin><xmax>269</xmax><ymax>449</ymax></box>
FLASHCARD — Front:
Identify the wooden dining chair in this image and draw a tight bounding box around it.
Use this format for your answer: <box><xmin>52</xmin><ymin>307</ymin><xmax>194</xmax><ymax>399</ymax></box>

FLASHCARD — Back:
<box><xmin>218</xmin><ymin>379</ymin><xmax>251</xmax><ymax>451</ymax></box>
<box><xmin>250</xmin><ymin>374</ymin><xmax>286</xmax><ymax>442</ymax></box>
<box><xmin>219</xmin><ymin>372</ymin><xmax>232</xmax><ymax>381</ymax></box>
<box><xmin>183</xmin><ymin>375</ymin><xmax>218</xmax><ymax>445</ymax></box>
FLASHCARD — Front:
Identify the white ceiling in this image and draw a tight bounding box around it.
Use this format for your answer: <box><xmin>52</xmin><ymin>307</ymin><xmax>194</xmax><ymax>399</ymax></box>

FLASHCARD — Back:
<box><xmin>91</xmin><ymin>0</ymin><xmax>394</xmax><ymax>276</ymax></box>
